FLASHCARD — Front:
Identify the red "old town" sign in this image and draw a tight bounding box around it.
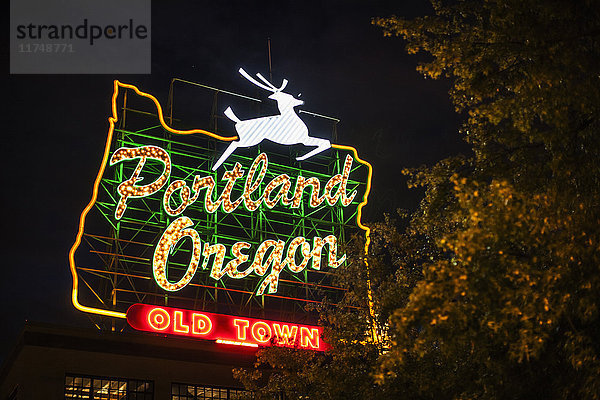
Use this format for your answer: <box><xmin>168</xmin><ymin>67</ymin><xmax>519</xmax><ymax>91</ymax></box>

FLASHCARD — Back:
<box><xmin>127</xmin><ymin>304</ymin><xmax>329</xmax><ymax>351</ymax></box>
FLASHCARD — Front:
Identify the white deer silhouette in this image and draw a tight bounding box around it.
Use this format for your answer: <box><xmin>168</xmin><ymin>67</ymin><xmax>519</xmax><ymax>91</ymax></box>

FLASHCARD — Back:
<box><xmin>212</xmin><ymin>68</ymin><xmax>331</xmax><ymax>171</ymax></box>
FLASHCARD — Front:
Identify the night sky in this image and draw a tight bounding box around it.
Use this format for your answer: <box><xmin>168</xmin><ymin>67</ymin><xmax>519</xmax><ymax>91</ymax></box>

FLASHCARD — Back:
<box><xmin>2</xmin><ymin>1</ymin><xmax>465</xmax><ymax>362</ymax></box>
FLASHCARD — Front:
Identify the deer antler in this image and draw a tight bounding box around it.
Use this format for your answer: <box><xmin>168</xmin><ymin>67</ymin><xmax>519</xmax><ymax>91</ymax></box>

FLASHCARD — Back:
<box><xmin>256</xmin><ymin>72</ymin><xmax>288</xmax><ymax>92</ymax></box>
<box><xmin>239</xmin><ymin>68</ymin><xmax>288</xmax><ymax>92</ymax></box>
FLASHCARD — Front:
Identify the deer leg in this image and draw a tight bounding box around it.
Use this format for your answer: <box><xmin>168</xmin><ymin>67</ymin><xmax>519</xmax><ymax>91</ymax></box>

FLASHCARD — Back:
<box><xmin>212</xmin><ymin>142</ymin><xmax>239</xmax><ymax>171</ymax></box>
<box><xmin>296</xmin><ymin>137</ymin><xmax>331</xmax><ymax>161</ymax></box>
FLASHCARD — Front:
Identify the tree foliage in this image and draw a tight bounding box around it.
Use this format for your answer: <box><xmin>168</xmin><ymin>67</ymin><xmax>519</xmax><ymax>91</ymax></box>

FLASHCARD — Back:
<box><xmin>237</xmin><ymin>1</ymin><xmax>600</xmax><ymax>398</ymax></box>
<box><xmin>376</xmin><ymin>0</ymin><xmax>600</xmax><ymax>398</ymax></box>
<box><xmin>234</xmin><ymin>225</ymin><xmax>419</xmax><ymax>400</ymax></box>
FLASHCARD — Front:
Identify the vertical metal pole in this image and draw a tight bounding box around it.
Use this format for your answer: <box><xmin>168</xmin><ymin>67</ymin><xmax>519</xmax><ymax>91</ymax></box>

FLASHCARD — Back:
<box><xmin>121</xmin><ymin>89</ymin><xmax>128</xmax><ymax>129</ymax></box>
<box><xmin>210</xmin><ymin>91</ymin><xmax>219</xmax><ymax>132</ymax></box>
<box><xmin>110</xmin><ymin>88</ymin><xmax>129</xmax><ymax>332</ymax></box>
<box><xmin>332</xmin><ymin>121</ymin><xmax>338</xmax><ymax>142</ymax></box>
<box><xmin>168</xmin><ymin>79</ymin><xmax>175</xmax><ymax>126</ymax></box>
<box><xmin>268</xmin><ymin>37</ymin><xmax>273</xmax><ymax>81</ymax></box>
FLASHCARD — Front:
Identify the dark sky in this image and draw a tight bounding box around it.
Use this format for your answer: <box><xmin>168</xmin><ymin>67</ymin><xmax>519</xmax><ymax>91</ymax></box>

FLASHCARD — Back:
<box><xmin>2</xmin><ymin>1</ymin><xmax>465</xmax><ymax>362</ymax></box>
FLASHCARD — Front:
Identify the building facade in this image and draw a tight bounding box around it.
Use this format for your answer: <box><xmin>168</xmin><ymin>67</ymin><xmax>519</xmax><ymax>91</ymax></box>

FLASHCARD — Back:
<box><xmin>0</xmin><ymin>322</ymin><xmax>255</xmax><ymax>400</ymax></box>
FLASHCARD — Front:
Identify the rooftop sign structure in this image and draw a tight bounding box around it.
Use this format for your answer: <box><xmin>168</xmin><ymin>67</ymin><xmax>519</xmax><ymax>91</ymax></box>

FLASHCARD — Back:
<box><xmin>69</xmin><ymin>72</ymin><xmax>371</xmax><ymax>350</ymax></box>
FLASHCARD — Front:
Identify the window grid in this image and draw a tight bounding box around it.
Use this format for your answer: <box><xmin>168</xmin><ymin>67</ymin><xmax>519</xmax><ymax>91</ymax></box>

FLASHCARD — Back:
<box><xmin>171</xmin><ymin>383</ymin><xmax>253</xmax><ymax>400</ymax></box>
<box><xmin>65</xmin><ymin>374</ymin><xmax>153</xmax><ymax>400</ymax></box>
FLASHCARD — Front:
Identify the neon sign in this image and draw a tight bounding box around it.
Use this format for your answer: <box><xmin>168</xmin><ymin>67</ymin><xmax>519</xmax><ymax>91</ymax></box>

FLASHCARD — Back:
<box><xmin>127</xmin><ymin>304</ymin><xmax>329</xmax><ymax>351</ymax></box>
<box><xmin>69</xmin><ymin>79</ymin><xmax>371</xmax><ymax>328</ymax></box>
<box><xmin>213</xmin><ymin>69</ymin><xmax>331</xmax><ymax>170</ymax></box>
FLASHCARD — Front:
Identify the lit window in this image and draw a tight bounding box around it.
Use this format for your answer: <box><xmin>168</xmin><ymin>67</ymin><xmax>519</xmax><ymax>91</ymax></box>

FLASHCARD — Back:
<box><xmin>64</xmin><ymin>374</ymin><xmax>153</xmax><ymax>400</ymax></box>
<box><xmin>171</xmin><ymin>383</ymin><xmax>253</xmax><ymax>400</ymax></box>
